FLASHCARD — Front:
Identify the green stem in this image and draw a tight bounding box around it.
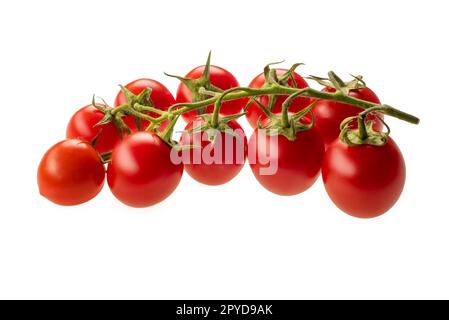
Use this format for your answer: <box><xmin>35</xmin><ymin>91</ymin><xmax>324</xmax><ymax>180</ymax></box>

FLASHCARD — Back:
<box><xmin>211</xmin><ymin>101</ymin><xmax>220</xmax><ymax>128</ymax></box>
<box><xmin>281</xmin><ymin>102</ymin><xmax>290</xmax><ymax>128</ymax></box>
<box><xmin>134</xmin><ymin>103</ymin><xmax>167</xmax><ymax>116</ymax></box>
<box><xmin>358</xmin><ymin>116</ymin><xmax>368</xmax><ymax>140</ymax></box>
<box><xmin>160</xmin><ymin>115</ymin><xmax>179</xmax><ymax>142</ymax></box>
<box><xmin>110</xmin><ymin>83</ymin><xmax>420</xmax><ymax>145</ymax></box>
<box><xmin>111</xmin><ymin>104</ymin><xmax>128</xmax><ymax>115</ymax></box>
<box><xmin>280</xmin><ymin>90</ymin><xmax>306</xmax><ymax>128</ymax></box>
<box><xmin>167</xmin><ymin>86</ymin><xmax>419</xmax><ymax>125</ymax></box>
<box><xmin>359</xmin><ymin>105</ymin><xmax>389</xmax><ymax>116</ymax></box>
<box><xmin>125</xmin><ymin>106</ymin><xmax>159</xmax><ymax>122</ymax></box>
<box><xmin>246</xmin><ymin>97</ymin><xmax>272</xmax><ymax>118</ymax></box>
<box><xmin>210</xmin><ymin>87</ymin><xmax>255</xmax><ymax>127</ymax></box>
<box><xmin>172</xmin><ymin>85</ymin><xmax>285</xmax><ymax>116</ymax></box>
<box><xmin>307</xmin><ymin>90</ymin><xmax>420</xmax><ymax>124</ymax></box>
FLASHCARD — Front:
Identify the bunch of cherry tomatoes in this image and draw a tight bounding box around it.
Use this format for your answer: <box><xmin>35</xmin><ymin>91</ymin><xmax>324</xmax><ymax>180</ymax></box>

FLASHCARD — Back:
<box><xmin>37</xmin><ymin>54</ymin><xmax>419</xmax><ymax>218</ymax></box>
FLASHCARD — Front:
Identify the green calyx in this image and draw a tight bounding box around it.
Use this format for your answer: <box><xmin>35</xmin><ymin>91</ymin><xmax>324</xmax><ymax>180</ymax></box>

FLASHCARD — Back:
<box><xmin>113</xmin><ymin>85</ymin><xmax>157</xmax><ymax>131</ymax></box>
<box><xmin>339</xmin><ymin>113</ymin><xmax>390</xmax><ymax>147</ymax></box>
<box><xmin>184</xmin><ymin>113</ymin><xmax>246</xmax><ymax>145</ymax></box>
<box><xmin>92</xmin><ymin>96</ymin><xmax>132</xmax><ymax>139</ymax></box>
<box><xmin>93</xmin><ymin>85</ymin><xmax>163</xmax><ymax>140</ymax></box>
<box><xmin>165</xmin><ymin>51</ymin><xmax>223</xmax><ymax>116</ymax></box>
<box><xmin>261</xmin><ymin>62</ymin><xmax>305</xmax><ymax>113</ymax></box>
<box><xmin>86</xmin><ymin>53</ymin><xmax>421</xmax><ymax>152</ymax></box>
<box><xmin>263</xmin><ymin>61</ymin><xmax>304</xmax><ymax>87</ymax></box>
<box><xmin>308</xmin><ymin>71</ymin><xmax>366</xmax><ymax>95</ymax></box>
<box><xmin>258</xmin><ymin>101</ymin><xmax>317</xmax><ymax>141</ymax></box>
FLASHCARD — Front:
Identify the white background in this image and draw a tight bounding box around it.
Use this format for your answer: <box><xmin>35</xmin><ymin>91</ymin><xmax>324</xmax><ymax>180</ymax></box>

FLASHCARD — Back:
<box><xmin>0</xmin><ymin>0</ymin><xmax>448</xmax><ymax>300</ymax></box>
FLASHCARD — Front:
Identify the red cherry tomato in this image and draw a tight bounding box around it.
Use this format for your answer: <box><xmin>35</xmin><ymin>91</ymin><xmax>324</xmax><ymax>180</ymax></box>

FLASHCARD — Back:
<box><xmin>249</xmin><ymin>125</ymin><xmax>324</xmax><ymax>196</ymax></box>
<box><xmin>37</xmin><ymin>139</ymin><xmax>105</xmax><ymax>206</ymax></box>
<box><xmin>66</xmin><ymin>104</ymin><xmax>137</xmax><ymax>154</ymax></box>
<box><xmin>313</xmin><ymin>87</ymin><xmax>383</xmax><ymax>146</ymax></box>
<box><xmin>179</xmin><ymin>119</ymin><xmax>247</xmax><ymax>186</ymax></box>
<box><xmin>322</xmin><ymin>138</ymin><xmax>406</xmax><ymax>218</ymax></box>
<box><xmin>246</xmin><ymin>69</ymin><xmax>310</xmax><ymax>129</ymax></box>
<box><xmin>107</xmin><ymin>132</ymin><xmax>183</xmax><ymax>208</ymax></box>
<box><xmin>115</xmin><ymin>78</ymin><xmax>175</xmax><ymax>132</ymax></box>
<box><xmin>175</xmin><ymin>65</ymin><xmax>246</xmax><ymax>123</ymax></box>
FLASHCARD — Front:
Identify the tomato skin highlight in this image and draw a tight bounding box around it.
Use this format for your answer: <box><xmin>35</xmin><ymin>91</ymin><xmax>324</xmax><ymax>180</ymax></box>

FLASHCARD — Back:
<box><xmin>249</xmin><ymin>127</ymin><xmax>324</xmax><ymax>196</ymax></box>
<box><xmin>179</xmin><ymin>119</ymin><xmax>247</xmax><ymax>186</ymax></box>
<box><xmin>322</xmin><ymin>138</ymin><xmax>406</xmax><ymax>218</ymax></box>
<box><xmin>246</xmin><ymin>69</ymin><xmax>310</xmax><ymax>129</ymax></box>
<box><xmin>313</xmin><ymin>87</ymin><xmax>383</xmax><ymax>146</ymax></box>
<box><xmin>115</xmin><ymin>78</ymin><xmax>175</xmax><ymax>132</ymax></box>
<box><xmin>66</xmin><ymin>104</ymin><xmax>137</xmax><ymax>154</ymax></box>
<box><xmin>175</xmin><ymin>65</ymin><xmax>246</xmax><ymax>123</ymax></box>
<box><xmin>37</xmin><ymin>139</ymin><xmax>105</xmax><ymax>206</ymax></box>
<box><xmin>107</xmin><ymin>132</ymin><xmax>183</xmax><ymax>208</ymax></box>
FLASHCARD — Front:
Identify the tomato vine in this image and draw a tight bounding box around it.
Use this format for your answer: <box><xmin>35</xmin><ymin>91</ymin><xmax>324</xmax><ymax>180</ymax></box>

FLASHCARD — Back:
<box><xmin>95</xmin><ymin>61</ymin><xmax>419</xmax><ymax>149</ymax></box>
<box><xmin>38</xmin><ymin>53</ymin><xmax>421</xmax><ymax>216</ymax></box>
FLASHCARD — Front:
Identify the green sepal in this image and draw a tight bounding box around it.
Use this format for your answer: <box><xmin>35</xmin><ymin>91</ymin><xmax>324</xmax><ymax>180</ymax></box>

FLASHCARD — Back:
<box><xmin>308</xmin><ymin>72</ymin><xmax>366</xmax><ymax>94</ymax></box>
<box><xmin>328</xmin><ymin>71</ymin><xmax>348</xmax><ymax>94</ymax></box>
<box><xmin>258</xmin><ymin>101</ymin><xmax>316</xmax><ymax>141</ymax></box>
<box><xmin>115</xmin><ymin>84</ymin><xmax>158</xmax><ymax>132</ymax></box>
<box><xmin>95</xmin><ymin>113</ymin><xmax>114</xmax><ymax>126</ymax></box>
<box><xmin>339</xmin><ymin>115</ymin><xmax>390</xmax><ymax>147</ymax></box>
<box><xmin>260</xmin><ymin>62</ymin><xmax>306</xmax><ymax>115</ymax></box>
<box><xmin>119</xmin><ymin>85</ymin><xmax>135</xmax><ymax>102</ymax></box>
<box><xmin>277</xmin><ymin>63</ymin><xmax>304</xmax><ymax>86</ymax></box>
<box><xmin>90</xmin><ymin>128</ymin><xmax>103</xmax><ymax>147</ymax></box>
<box><xmin>93</xmin><ymin>108</ymin><xmax>131</xmax><ymax>140</ymax></box>
<box><xmin>164</xmin><ymin>51</ymin><xmax>222</xmax><ymax>116</ymax></box>
<box><xmin>112</xmin><ymin>113</ymin><xmax>132</xmax><ymax>139</ymax></box>
<box><xmin>184</xmin><ymin>113</ymin><xmax>246</xmax><ymax>145</ymax></box>
<box><xmin>91</xmin><ymin>95</ymin><xmax>131</xmax><ymax>140</ymax></box>
<box><xmin>243</xmin><ymin>96</ymin><xmax>272</xmax><ymax>118</ymax></box>
<box><xmin>263</xmin><ymin>61</ymin><xmax>284</xmax><ymax>85</ymax></box>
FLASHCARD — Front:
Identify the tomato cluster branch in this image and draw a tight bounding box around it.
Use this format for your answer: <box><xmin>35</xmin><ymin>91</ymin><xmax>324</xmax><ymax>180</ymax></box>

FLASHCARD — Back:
<box><xmin>144</xmin><ymin>85</ymin><xmax>418</xmax><ymax>123</ymax></box>
<box><xmin>106</xmin><ymin>66</ymin><xmax>420</xmax><ymax>145</ymax></box>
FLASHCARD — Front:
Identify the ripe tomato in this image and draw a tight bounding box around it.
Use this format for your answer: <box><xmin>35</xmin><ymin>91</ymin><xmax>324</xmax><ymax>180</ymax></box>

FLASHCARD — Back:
<box><xmin>66</xmin><ymin>104</ymin><xmax>137</xmax><ymax>154</ymax></box>
<box><xmin>249</xmin><ymin>126</ymin><xmax>324</xmax><ymax>196</ymax></box>
<box><xmin>179</xmin><ymin>119</ymin><xmax>247</xmax><ymax>186</ymax></box>
<box><xmin>176</xmin><ymin>65</ymin><xmax>245</xmax><ymax>123</ymax></box>
<box><xmin>37</xmin><ymin>139</ymin><xmax>105</xmax><ymax>206</ymax></box>
<box><xmin>313</xmin><ymin>87</ymin><xmax>382</xmax><ymax>146</ymax></box>
<box><xmin>107</xmin><ymin>132</ymin><xmax>183</xmax><ymax>208</ymax></box>
<box><xmin>322</xmin><ymin>138</ymin><xmax>406</xmax><ymax>218</ymax></box>
<box><xmin>246</xmin><ymin>69</ymin><xmax>310</xmax><ymax>129</ymax></box>
<box><xmin>115</xmin><ymin>78</ymin><xmax>175</xmax><ymax>132</ymax></box>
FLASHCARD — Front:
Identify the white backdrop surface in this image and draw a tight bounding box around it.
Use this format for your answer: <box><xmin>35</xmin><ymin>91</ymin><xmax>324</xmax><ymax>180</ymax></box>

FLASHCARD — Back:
<box><xmin>0</xmin><ymin>0</ymin><xmax>448</xmax><ymax>299</ymax></box>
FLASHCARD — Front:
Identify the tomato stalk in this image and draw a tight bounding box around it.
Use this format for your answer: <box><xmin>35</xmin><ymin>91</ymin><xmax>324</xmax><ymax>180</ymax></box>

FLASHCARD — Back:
<box><xmin>244</xmin><ymin>97</ymin><xmax>272</xmax><ymax>119</ymax></box>
<box><xmin>280</xmin><ymin>90</ymin><xmax>309</xmax><ymax>128</ymax></box>
<box><xmin>164</xmin><ymin>51</ymin><xmax>223</xmax><ymax>117</ymax></box>
<box><xmin>308</xmin><ymin>72</ymin><xmax>366</xmax><ymax>94</ymax></box>
<box><xmin>339</xmin><ymin>106</ymin><xmax>392</xmax><ymax>147</ymax></box>
<box><xmin>357</xmin><ymin>116</ymin><xmax>369</xmax><ymax>140</ymax></box>
<box><xmin>210</xmin><ymin>87</ymin><xmax>262</xmax><ymax>128</ymax></box>
<box><xmin>167</xmin><ymin>85</ymin><xmax>419</xmax><ymax>125</ymax></box>
<box><xmin>164</xmin><ymin>86</ymin><xmax>418</xmax><ymax>124</ymax></box>
<box><xmin>133</xmin><ymin>103</ymin><xmax>166</xmax><ymax>115</ymax></box>
<box><xmin>101</xmin><ymin>65</ymin><xmax>420</xmax><ymax>145</ymax></box>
